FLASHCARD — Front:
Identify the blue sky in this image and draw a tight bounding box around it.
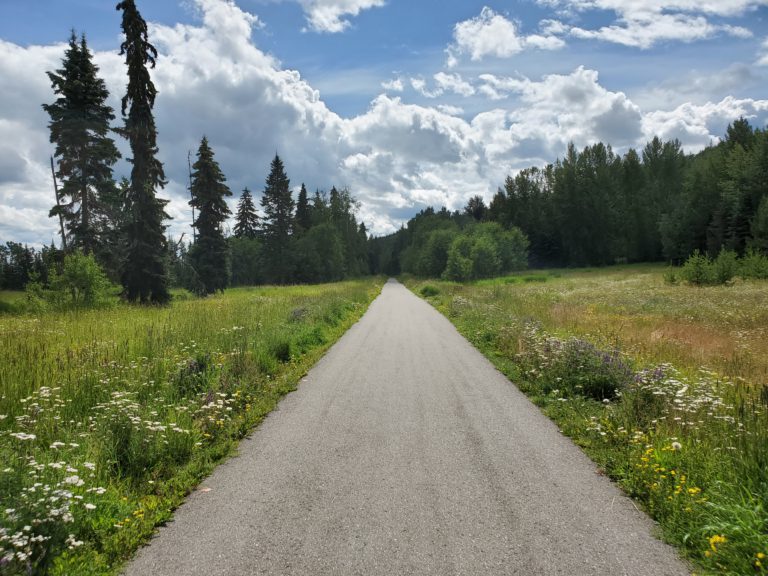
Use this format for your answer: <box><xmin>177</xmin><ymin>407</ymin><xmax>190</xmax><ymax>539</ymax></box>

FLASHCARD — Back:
<box><xmin>1</xmin><ymin>0</ymin><xmax>767</xmax><ymax>244</ymax></box>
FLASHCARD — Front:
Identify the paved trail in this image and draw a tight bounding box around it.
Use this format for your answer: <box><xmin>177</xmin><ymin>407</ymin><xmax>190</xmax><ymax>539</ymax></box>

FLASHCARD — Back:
<box><xmin>126</xmin><ymin>280</ymin><xmax>689</xmax><ymax>576</ymax></box>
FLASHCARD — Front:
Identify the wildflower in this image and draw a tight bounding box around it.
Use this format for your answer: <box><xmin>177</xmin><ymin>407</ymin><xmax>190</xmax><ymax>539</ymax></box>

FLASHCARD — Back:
<box><xmin>671</xmin><ymin>441</ymin><xmax>682</xmax><ymax>451</ymax></box>
<box><xmin>84</xmin><ymin>503</ymin><xmax>96</xmax><ymax>510</ymax></box>
<box><xmin>709</xmin><ymin>534</ymin><xmax>727</xmax><ymax>553</ymax></box>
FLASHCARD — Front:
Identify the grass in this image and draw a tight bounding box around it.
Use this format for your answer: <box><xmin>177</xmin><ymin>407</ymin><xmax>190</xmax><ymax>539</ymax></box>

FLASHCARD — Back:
<box><xmin>405</xmin><ymin>265</ymin><xmax>768</xmax><ymax>576</ymax></box>
<box><xmin>0</xmin><ymin>279</ymin><xmax>382</xmax><ymax>575</ymax></box>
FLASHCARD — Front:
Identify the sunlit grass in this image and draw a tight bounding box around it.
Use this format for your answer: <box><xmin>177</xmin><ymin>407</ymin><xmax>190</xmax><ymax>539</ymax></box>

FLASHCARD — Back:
<box><xmin>0</xmin><ymin>279</ymin><xmax>382</xmax><ymax>574</ymax></box>
<box><xmin>407</xmin><ymin>266</ymin><xmax>768</xmax><ymax>576</ymax></box>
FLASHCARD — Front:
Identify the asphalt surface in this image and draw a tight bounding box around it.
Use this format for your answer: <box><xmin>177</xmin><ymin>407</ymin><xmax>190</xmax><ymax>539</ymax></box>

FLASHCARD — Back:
<box><xmin>125</xmin><ymin>279</ymin><xmax>690</xmax><ymax>576</ymax></box>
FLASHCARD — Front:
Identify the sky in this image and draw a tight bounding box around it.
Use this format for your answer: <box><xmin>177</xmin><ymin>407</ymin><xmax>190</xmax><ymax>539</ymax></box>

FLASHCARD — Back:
<box><xmin>1</xmin><ymin>0</ymin><xmax>767</xmax><ymax>245</ymax></box>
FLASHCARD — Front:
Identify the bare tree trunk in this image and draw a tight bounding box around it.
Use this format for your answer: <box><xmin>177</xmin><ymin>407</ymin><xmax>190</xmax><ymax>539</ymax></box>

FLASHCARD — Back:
<box><xmin>51</xmin><ymin>156</ymin><xmax>68</xmax><ymax>251</ymax></box>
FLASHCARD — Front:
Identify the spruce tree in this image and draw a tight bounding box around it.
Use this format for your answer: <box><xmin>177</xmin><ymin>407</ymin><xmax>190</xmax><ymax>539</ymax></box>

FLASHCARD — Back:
<box><xmin>44</xmin><ymin>32</ymin><xmax>121</xmax><ymax>256</ymax></box>
<box><xmin>295</xmin><ymin>183</ymin><xmax>312</xmax><ymax>234</ymax></box>
<box><xmin>189</xmin><ymin>136</ymin><xmax>232</xmax><ymax>294</ymax></box>
<box><xmin>117</xmin><ymin>0</ymin><xmax>170</xmax><ymax>303</ymax></box>
<box><xmin>233</xmin><ymin>187</ymin><xmax>259</xmax><ymax>239</ymax></box>
<box><xmin>261</xmin><ymin>155</ymin><xmax>295</xmax><ymax>283</ymax></box>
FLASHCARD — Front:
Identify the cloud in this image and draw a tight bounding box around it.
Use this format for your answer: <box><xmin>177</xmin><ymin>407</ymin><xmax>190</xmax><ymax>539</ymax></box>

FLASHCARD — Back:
<box><xmin>478</xmin><ymin>67</ymin><xmax>644</xmax><ymax>148</ymax></box>
<box><xmin>446</xmin><ymin>7</ymin><xmax>563</xmax><ymax>67</ymax></box>
<box><xmin>434</xmin><ymin>72</ymin><xmax>475</xmax><ymax>97</ymax></box>
<box><xmin>1</xmin><ymin>0</ymin><xmax>767</xmax><ymax>246</ymax></box>
<box><xmin>643</xmin><ymin>96</ymin><xmax>768</xmax><ymax>148</ymax></box>
<box><xmin>296</xmin><ymin>0</ymin><xmax>386</xmax><ymax>33</ymax></box>
<box><xmin>539</xmin><ymin>0</ymin><xmax>764</xmax><ymax>48</ymax></box>
<box><xmin>381</xmin><ymin>77</ymin><xmax>404</xmax><ymax>92</ymax></box>
<box><xmin>409</xmin><ymin>73</ymin><xmax>475</xmax><ymax>99</ymax></box>
<box><xmin>758</xmin><ymin>37</ymin><xmax>768</xmax><ymax>65</ymax></box>
<box><xmin>409</xmin><ymin>77</ymin><xmax>443</xmax><ymax>99</ymax></box>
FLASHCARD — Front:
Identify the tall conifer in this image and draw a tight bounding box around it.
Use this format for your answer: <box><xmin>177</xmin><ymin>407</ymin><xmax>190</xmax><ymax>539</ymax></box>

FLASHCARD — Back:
<box><xmin>295</xmin><ymin>183</ymin><xmax>312</xmax><ymax>234</ymax></box>
<box><xmin>189</xmin><ymin>136</ymin><xmax>232</xmax><ymax>294</ymax></box>
<box><xmin>116</xmin><ymin>0</ymin><xmax>170</xmax><ymax>303</ymax></box>
<box><xmin>233</xmin><ymin>188</ymin><xmax>259</xmax><ymax>239</ymax></box>
<box><xmin>44</xmin><ymin>32</ymin><xmax>120</xmax><ymax>256</ymax></box>
<box><xmin>261</xmin><ymin>155</ymin><xmax>294</xmax><ymax>283</ymax></box>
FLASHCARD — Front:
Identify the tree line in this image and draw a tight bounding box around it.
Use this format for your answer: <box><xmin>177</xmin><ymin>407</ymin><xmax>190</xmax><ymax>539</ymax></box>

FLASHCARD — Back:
<box><xmin>3</xmin><ymin>0</ymin><xmax>766</xmax><ymax>296</ymax></box>
<box><xmin>171</xmin><ymin>150</ymin><xmax>370</xmax><ymax>293</ymax></box>
<box><xmin>17</xmin><ymin>0</ymin><xmax>369</xmax><ymax>302</ymax></box>
<box><xmin>371</xmin><ymin>118</ymin><xmax>768</xmax><ymax>274</ymax></box>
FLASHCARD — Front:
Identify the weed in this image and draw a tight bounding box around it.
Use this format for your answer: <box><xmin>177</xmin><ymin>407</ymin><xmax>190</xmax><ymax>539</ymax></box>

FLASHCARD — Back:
<box><xmin>0</xmin><ymin>279</ymin><xmax>382</xmax><ymax>573</ymax></box>
<box><xmin>406</xmin><ymin>267</ymin><xmax>768</xmax><ymax>575</ymax></box>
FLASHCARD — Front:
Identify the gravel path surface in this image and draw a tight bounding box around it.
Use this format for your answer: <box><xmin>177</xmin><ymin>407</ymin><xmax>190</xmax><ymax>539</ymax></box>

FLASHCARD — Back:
<box><xmin>125</xmin><ymin>279</ymin><xmax>690</xmax><ymax>576</ymax></box>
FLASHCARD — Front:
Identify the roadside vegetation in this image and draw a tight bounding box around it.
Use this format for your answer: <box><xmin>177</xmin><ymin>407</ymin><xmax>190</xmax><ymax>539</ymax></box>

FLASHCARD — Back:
<box><xmin>0</xmin><ymin>278</ymin><xmax>381</xmax><ymax>574</ymax></box>
<box><xmin>407</xmin><ymin>266</ymin><xmax>768</xmax><ymax>576</ymax></box>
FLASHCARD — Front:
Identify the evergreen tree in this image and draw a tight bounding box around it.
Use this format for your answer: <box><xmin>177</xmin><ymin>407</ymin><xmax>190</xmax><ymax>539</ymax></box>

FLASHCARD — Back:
<box><xmin>295</xmin><ymin>183</ymin><xmax>312</xmax><ymax>233</ymax></box>
<box><xmin>43</xmin><ymin>32</ymin><xmax>121</xmax><ymax>256</ymax></box>
<box><xmin>233</xmin><ymin>187</ymin><xmax>259</xmax><ymax>239</ymax></box>
<box><xmin>189</xmin><ymin>136</ymin><xmax>232</xmax><ymax>294</ymax></box>
<box><xmin>260</xmin><ymin>155</ymin><xmax>295</xmax><ymax>283</ymax></box>
<box><xmin>464</xmin><ymin>195</ymin><xmax>487</xmax><ymax>221</ymax></box>
<box><xmin>116</xmin><ymin>0</ymin><xmax>170</xmax><ymax>303</ymax></box>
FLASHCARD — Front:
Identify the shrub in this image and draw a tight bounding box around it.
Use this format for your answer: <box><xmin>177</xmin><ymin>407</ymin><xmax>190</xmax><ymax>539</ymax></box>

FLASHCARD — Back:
<box><xmin>420</xmin><ymin>284</ymin><xmax>440</xmax><ymax>297</ymax></box>
<box><xmin>739</xmin><ymin>249</ymin><xmax>768</xmax><ymax>279</ymax></box>
<box><xmin>712</xmin><ymin>249</ymin><xmax>738</xmax><ymax>284</ymax></box>
<box><xmin>46</xmin><ymin>251</ymin><xmax>116</xmax><ymax>308</ymax></box>
<box><xmin>680</xmin><ymin>250</ymin><xmax>713</xmax><ymax>286</ymax></box>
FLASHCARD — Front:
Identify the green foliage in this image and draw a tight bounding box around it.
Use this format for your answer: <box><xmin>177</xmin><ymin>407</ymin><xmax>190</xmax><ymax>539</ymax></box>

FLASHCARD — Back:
<box><xmin>675</xmin><ymin>248</ymin><xmax>768</xmax><ymax>285</ymax></box>
<box><xmin>739</xmin><ymin>249</ymin><xmax>768</xmax><ymax>279</ymax></box>
<box><xmin>43</xmin><ymin>32</ymin><xmax>121</xmax><ymax>257</ymax></box>
<box><xmin>189</xmin><ymin>136</ymin><xmax>232</xmax><ymax>295</ymax></box>
<box><xmin>712</xmin><ymin>249</ymin><xmax>738</xmax><ymax>285</ymax></box>
<box><xmin>233</xmin><ymin>187</ymin><xmax>259</xmax><ymax>239</ymax></box>
<box><xmin>371</xmin><ymin>118</ymin><xmax>766</xmax><ymax>274</ymax></box>
<box><xmin>419</xmin><ymin>284</ymin><xmax>440</xmax><ymax>297</ymax></box>
<box><xmin>35</xmin><ymin>251</ymin><xmax>115</xmax><ymax>310</ymax></box>
<box><xmin>443</xmin><ymin>235</ymin><xmax>474</xmax><ymax>281</ymax></box>
<box><xmin>680</xmin><ymin>250</ymin><xmax>714</xmax><ymax>286</ymax></box>
<box><xmin>229</xmin><ymin>237</ymin><xmax>263</xmax><ymax>286</ymax></box>
<box><xmin>0</xmin><ymin>279</ymin><xmax>382</xmax><ymax>572</ymax></box>
<box><xmin>260</xmin><ymin>155</ymin><xmax>295</xmax><ymax>284</ymax></box>
<box><xmin>117</xmin><ymin>0</ymin><xmax>170</xmax><ymax>304</ymax></box>
<box><xmin>751</xmin><ymin>195</ymin><xmax>768</xmax><ymax>253</ymax></box>
<box><xmin>406</xmin><ymin>270</ymin><xmax>768</xmax><ymax>576</ymax></box>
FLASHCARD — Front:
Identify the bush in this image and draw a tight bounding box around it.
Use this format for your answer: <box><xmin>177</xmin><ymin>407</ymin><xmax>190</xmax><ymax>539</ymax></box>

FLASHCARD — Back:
<box><xmin>679</xmin><ymin>250</ymin><xmax>713</xmax><ymax>286</ymax></box>
<box><xmin>740</xmin><ymin>249</ymin><xmax>768</xmax><ymax>279</ymax></box>
<box><xmin>555</xmin><ymin>339</ymin><xmax>634</xmax><ymax>401</ymax></box>
<box><xmin>712</xmin><ymin>249</ymin><xmax>738</xmax><ymax>284</ymax></box>
<box><xmin>420</xmin><ymin>284</ymin><xmax>440</xmax><ymax>297</ymax></box>
<box><xmin>44</xmin><ymin>251</ymin><xmax>116</xmax><ymax>309</ymax></box>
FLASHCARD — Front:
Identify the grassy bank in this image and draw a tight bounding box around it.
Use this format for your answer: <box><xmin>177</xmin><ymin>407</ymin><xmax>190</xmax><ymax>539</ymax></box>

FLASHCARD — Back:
<box><xmin>0</xmin><ymin>279</ymin><xmax>382</xmax><ymax>575</ymax></box>
<box><xmin>406</xmin><ymin>267</ymin><xmax>767</xmax><ymax>576</ymax></box>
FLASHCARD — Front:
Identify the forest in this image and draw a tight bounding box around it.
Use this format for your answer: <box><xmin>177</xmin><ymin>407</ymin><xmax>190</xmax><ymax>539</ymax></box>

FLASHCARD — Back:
<box><xmin>0</xmin><ymin>0</ymin><xmax>766</xmax><ymax>300</ymax></box>
<box><xmin>370</xmin><ymin>119</ymin><xmax>768</xmax><ymax>278</ymax></box>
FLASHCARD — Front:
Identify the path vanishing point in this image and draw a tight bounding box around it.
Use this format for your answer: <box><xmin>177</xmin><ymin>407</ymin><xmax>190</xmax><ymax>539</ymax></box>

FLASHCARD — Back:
<box><xmin>125</xmin><ymin>279</ymin><xmax>690</xmax><ymax>576</ymax></box>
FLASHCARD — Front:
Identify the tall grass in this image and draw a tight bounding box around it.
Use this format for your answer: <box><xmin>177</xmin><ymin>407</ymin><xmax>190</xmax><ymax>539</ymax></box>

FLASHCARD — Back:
<box><xmin>407</xmin><ymin>266</ymin><xmax>768</xmax><ymax>575</ymax></box>
<box><xmin>0</xmin><ymin>280</ymin><xmax>381</xmax><ymax>575</ymax></box>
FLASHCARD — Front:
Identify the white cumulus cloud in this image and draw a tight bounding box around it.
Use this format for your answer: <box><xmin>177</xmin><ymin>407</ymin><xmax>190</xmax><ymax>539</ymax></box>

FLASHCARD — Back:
<box><xmin>539</xmin><ymin>0</ymin><xmax>763</xmax><ymax>48</ymax></box>
<box><xmin>1</xmin><ymin>0</ymin><xmax>767</xmax><ymax>245</ymax></box>
<box><xmin>296</xmin><ymin>0</ymin><xmax>386</xmax><ymax>33</ymax></box>
<box><xmin>446</xmin><ymin>7</ymin><xmax>564</xmax><ymax>67</ymax></box>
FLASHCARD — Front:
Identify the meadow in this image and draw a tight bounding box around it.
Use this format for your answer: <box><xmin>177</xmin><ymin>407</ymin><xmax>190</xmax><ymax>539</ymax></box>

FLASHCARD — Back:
<box><xmin>407</xmin><ymin>266</ymin><xmax>768</xmax><ymax>576</ymax></box>
<box><xmin>0</xmin><ymin>279</ymin><xmax>382</xmax><ymax>575</ymax></box>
